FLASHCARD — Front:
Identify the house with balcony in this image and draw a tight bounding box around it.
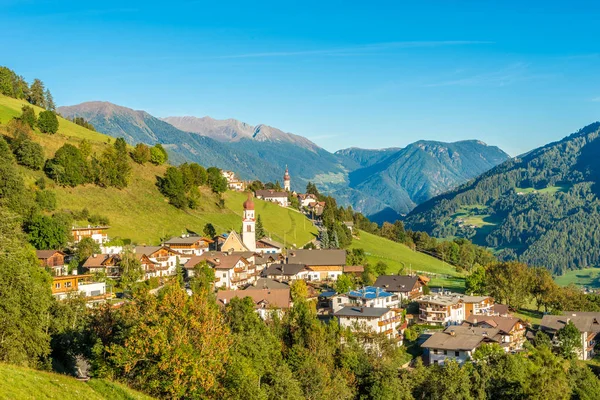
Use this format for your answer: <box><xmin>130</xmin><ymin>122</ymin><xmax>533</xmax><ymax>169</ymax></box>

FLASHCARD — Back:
<box><xmin>286</xmin><ymin>249</ymin><xmax>346</xmax><ymax>281</ymax></box>
<box><xmin>461</xmin><ymin>294</ymin><xmax>495</xmax><ymax>316</ymax></box>
<box><xmin>373</xmin><ymin>275</ymin><xmax>429</xmax><ymax>301</ymax></box>
<box><xmin>346</xmin><ymin>286</ymin><xmax>400</xmax><ymax>309</ymax></box>
<box><xmin>417</xmin><ymin>293</ymin><xmax>465</xmax><ymax>326</ymax></box>
<box><xmin>256</xmin><ymin>237</ymin><xmax>284</xmax><ymax>254</ymax></box>
<box><xmin>422</xmin><ymin>325</ymin><xmax>502</xmax><ymax>365</ymax></box>
<box><xmin>216</xmin><ymin>288</ymin><xmax>291</xmax><ymax>319</ymax></box>
<box><xmin>163</xmin><ymin>235</ymin><xmax>213</xmax><ymax>256</ymax></box>
<box><xmin>255</xmin><ymin>189</ymin><xmax>289</xmax><ymax>207</ymax></box>
<box><xmin>71</xmin><ymin>225</ymin><xmax>109</xmax><ymax>244</ymax></box>
<box><xmin>462</xmin><ymin>315</ymin><xmax>527</xmax><ymax>351</ymax></box>
<box><xmin>36</xmin><ymin>250</ymin><xmax>67</xmax><ymax>276</ymax></box>
<box><xmin>82</xmin><ymin>254</ymin><xmax>121</xmax><ymax>278</ymax></box>
<box><xmin>334</xmin><ymin>306</ymin><xmax>403</xmax><ymax>341</ymax></box>
<box><xmin>184</xmin><ymin>251</ymin><xmax>256</xmax><ymax>289</ymax></box>
<box><xmin>135</xmin><ymin>245</ymin><xmax>187</xmax><ymax>277</ymax></box>
<box><xmin>263</xmin><ymin>263</ymin><xmax>309</xmax><ymax>282</ymax></box>
<box><xmin>540</xmin><ymin>312</ymin><xmax>600</xmax><ymax>360</ymax></box>
<box><xmin>52</xmin><ymin>274</ymin><xmax>110</xmax><ymax>303</ymax></box>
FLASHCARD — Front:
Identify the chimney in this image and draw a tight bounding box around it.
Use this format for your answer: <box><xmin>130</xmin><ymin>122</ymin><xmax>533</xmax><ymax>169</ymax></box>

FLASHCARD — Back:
<box><xmin>449</xmin><ymin>330</ymin><xmax>456</xmax><ymax>336</ymax></box>
<box><xmin>360</xmin><ymin>307</ymin><xmax>364</xmax><ymax>313</ymax></box>
<box><xmin>473</xmin><ymin>318</ymin><xmax>478</xmax><ymax>327</ymax></box>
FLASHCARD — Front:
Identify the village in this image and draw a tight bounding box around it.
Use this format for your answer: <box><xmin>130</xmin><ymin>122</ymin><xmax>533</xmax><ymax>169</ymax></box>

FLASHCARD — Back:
<box><xmin>34</xmin><ymin>167</ymin><xmax>600</xmax><ymax>367</ymax></box>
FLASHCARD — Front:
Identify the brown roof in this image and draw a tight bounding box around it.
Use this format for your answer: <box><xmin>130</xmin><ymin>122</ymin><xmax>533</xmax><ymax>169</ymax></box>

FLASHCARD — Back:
<box><xmin>343</xmin><ymin>265</ymin><xmax>364</xmax><ymax>273</ymax></box>
<box><xmin>134</xmin><ymin>245</ymin><xmax>183</xmax><ymax>257</ymax></box>
<box><xmin>255</xmin><ymin>189</ymin><xmax>288</xmax><ymax>198</ymax></box>
<box><xmin>374</xmin><ymin>275</ymin><xmax>420</xmax><ymax>293</ymax></box>
<box><xmin>256</xmin><ymin>238</ymin><xmax>284</xmax><ymax>249</ymax></box>
<box><xmin>216</xmin><ymin>288</ymin><xmax>291</xmax><ymax>310</ymax></box>
<box><xmin>492</xmin><ymin>304</ymin><xmax>511</xmax><ymax>316</ymax></box>
<box><xmin>463</xmin><ymin>315</ymin><xmax>524</xmax><ymax>334</ymax></box>
<box><xmin>264</xmin><ymin>263</ymin><xmax>308</xmax><ymax>277</ymax></box>
<box><xmin>164</xmin><ymin>236</ymin><xmax>213</xmax><ymax>245</ymax></box>
<box><xmin>36</xmin><ymin>250</ymin><xmax>66</xmax><ymax>259</ymax></box>
<box><xmin>245</xmin><ymin>278</ymin><xmax>289</xmax><ymax>290</ymax></box>
<box><xmin>184</xmin><ymin>251</ymin><xmax>249</xmax><ymax>270</ymax></box>
<box><xmin>286</xmin><ymin>249</ymin><xmax>346</xmax><ymax>266</ymax></box>
<box><xmin>71</xmin><ymin>225</ymin><xmax>109</xmax><ymax>231</ymax></box>
<box><xmin>541</xmin><ymin>312</ymin><xmax>600</xmax><ymax>333</ymax></box>
<box><xmin>422</xmin><ymin>326</ymin><xmax>501</xmax><ymax>351</ymax></box>
<box><xmin>83</xmin><ymin>254</ymin><xmax>120</xmax><ymax>268</ymax></box>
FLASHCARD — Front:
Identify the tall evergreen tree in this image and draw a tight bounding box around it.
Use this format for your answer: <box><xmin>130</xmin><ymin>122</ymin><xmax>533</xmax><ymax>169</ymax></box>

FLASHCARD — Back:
<box><xmin>28</xmin><ymin>79</ymin><xmax>46</xmax><ymax>108</ymax></box>
<box><xmin>256</xmin><ymin>214</ymin><xmax>266</xmax><ymax>239</ymax></box>
<box><xmin>44</xmin><ymin>89</ymin><xmax>55</xmax><ymax>111</ymax></box>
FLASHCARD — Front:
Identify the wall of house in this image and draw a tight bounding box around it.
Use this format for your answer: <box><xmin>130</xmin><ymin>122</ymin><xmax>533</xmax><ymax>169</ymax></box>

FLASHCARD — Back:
<box><xmin>428</xmin><ymin>348</ymin><xmax>472</xmax><ymax>365</ymax></box>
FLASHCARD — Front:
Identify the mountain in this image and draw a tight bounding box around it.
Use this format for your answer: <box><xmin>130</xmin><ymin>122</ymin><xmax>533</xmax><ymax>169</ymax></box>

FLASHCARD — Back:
<box><xmin>405</xmin><ymin>122</ymin><xmax>600</xmax><ymax>275</ymax></box>
<box><xmin>58</xmin><ymin>102</ymin><xmax>509</xmax><ymax>222</ymax></box>
<box><xmin>337</xmin><ymin>141</ymin><xmax>510</xmax><ymax>217</ymax></box>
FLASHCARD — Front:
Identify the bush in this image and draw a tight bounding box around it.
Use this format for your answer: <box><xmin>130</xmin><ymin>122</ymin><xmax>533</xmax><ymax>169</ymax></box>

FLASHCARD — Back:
<box><xmin>150</xmin><ymin>144</ymin><xmax>168</xmax><ymax>165</ymax></box>
<box><xmin>35</xmin><ymin>190</ymin><xmax>56</xmax><ymax>211</ymax></box>
<box><xmin>13</xmin><ymin>139</ymin><xmax>44</xmax><ymax>170</ymax></box>
<box><xmin>20</xmin><ymin>105</ymin><xmax>36</xmax><ymax>128</ymax></box>
<box><xmin>37</xmin><ymin>111</ymin><xmax>59</xmax><ymax>134</ymax></box>
<box><xmin>45</xmin><ymin>144</ymin><xmax>90</xmax><ymax>186</ymax></box>
<box><xmin>131</xmin><ymin>143</ymin><xmax>151</xmax><ymax>164</ymax></box>
<box><xmin>88</xmin><ymin>214</ymin><xmax>110</xmax><ymax>226</ymax></box>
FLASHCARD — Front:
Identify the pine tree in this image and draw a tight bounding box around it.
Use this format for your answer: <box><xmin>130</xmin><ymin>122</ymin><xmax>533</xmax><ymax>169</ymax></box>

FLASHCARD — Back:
<box><xmin>320</xmin><ymin>229</ymin><xmax>330</xmax><ymax>249</ymax></box>
<box><xmin>256</xmin><ymin>214</ymin><xmax>265</xmax><ymax>239</ymax></box>
<box><xmin>28</xmin><ymin>79</ymin><xmax>46</xmax><ymax>108</ymax></box>
<box><xmin>331</xmin><ymin>229</ymin><xmax>339</xmax><ymax>249</ymax></box>
<box><xmin>44</xmin><ymin>89</ymin><xmax>55</xmax><ymax>111</ymax></box>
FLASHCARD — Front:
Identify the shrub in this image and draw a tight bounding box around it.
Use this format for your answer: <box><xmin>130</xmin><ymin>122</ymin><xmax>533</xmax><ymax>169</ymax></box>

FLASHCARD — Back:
<box><xmin>37</xmin><ymin>111</ymin><xmax>59</xmax><ymax>134</ymax></box>
<box><xmin>20</xmin><ymin>105</ymin><xmax>37</xmax><ymax>129</ymax></box>
<box><xmin>13</xmin><ymin>139</ymin><xmax>44</xmax><ymax>170</ymax></box>
<box><xmin>35</xmin><ymin>190</ymin><xmax>56</xmax><ymax>211</ymax></box>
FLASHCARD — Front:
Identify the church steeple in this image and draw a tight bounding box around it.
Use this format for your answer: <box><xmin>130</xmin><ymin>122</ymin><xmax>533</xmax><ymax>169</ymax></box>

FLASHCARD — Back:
<box><xmin>283</xmin><ymin>165</ymin><xmax>291</xmax><ymax>191</ymax></box>
<box><xmin>242</xmin><ymin>192</ymin><xmax>256</xmax><ymax>251</ymax></box>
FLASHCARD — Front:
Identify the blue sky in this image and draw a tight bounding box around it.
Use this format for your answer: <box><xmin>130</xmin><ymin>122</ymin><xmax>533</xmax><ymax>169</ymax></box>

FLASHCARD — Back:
<box><xmin>1</xmin><ymin>1</ymin><xmax>599</xmax><ymax>155</ymax></box>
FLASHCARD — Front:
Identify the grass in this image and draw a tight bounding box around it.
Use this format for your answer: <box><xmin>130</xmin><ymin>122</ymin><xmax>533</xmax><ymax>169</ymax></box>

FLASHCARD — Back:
<box><xmin>350</xmin><ymin>230</ymin><xmax>465</xmax><ymax>292</ymax></box>
<box><xmin>515</xmin><ymin>184</ymin><xmax>571</xmax><ymax>195</ymax></box>
<box><xmin>2</xmin><ymin>94</ymin><xmax>318</xmax><ymax>247</ymax></box>
<box><xmin>554</xmin><ymin>267</ymin><xmax>600</xmax><ymax>288</ymax></box>
<box><xmin>0</xmin><ymin>363</ymin><xmax>152</xmax><ymax>400</ymax></box>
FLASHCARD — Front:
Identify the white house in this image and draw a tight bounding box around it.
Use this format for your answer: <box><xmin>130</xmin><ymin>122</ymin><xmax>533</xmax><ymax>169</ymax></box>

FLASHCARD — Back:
<box><xmin>163</xmin><ymin>235</ymin><xmax>212</xmax><ymax>256</ymax></box>
<box><xmin>540</xmin><ymin>312</ymin><xmax>600</xmax><ymax>360</ymax></box>
<box><xmin>134</xmin><ymin>246</ymin><xmax>188</xmax><ymax>277</ymax></box>
<box><xmin>255</xmin><ymin>189</ymin><xmax>289</xmax><ymax>207</ymax></box>
<box><xmin>184</xmin><ymin>251</ymin><xmax>257</xmax><ymax>289</ymax></box>
<box><xmin>334</xmin><ymin>306</ymin><xmax>403</xmax><ymax>341</ymax></box>
<box><xmin>417</xmin><ymin>293</ymin><xmax>465</xmax><ymax>326</ymax></box>
<box><xmin>256</xmin><ymin>237</ymin><xmax>284</xmax><ymax>254</ymax></box>
<box><xmin>216</xmin><ymin>288</ymin><xmax>291</xmax><ymax>320</ymax></box>
<box><xmin>263</xmin><ymin>263</ymin><xmax>309</xmax><ymax>282</ymax></box>
<box><xmin>422</xmin><ymin>326</ymin><xmax>502</xmax><ymax>365</ymax></box>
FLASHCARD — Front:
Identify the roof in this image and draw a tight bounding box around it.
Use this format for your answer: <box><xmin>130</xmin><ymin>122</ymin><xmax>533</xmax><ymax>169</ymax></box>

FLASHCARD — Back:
<box><xmin>540</xmin><ymin>312</ymin><xmax>600</xmax><ymax>333</ymax></box>
<box><xmin>134</xmin><ymin>245</ymin><xmax>183</xmax><ymax>257</ymax></box>
<box><xmin>216</xmin><ymin>288</ymin><xmax>291</xmax><ymax>309</ymax></box>
<box><xmin>255</xmin><ymin>254</ymin><xmax>276</xmax><ymax>265</ymax></box>
<box><xmin>493</xmin><ymin>304</ymin><xmax>511</xmax><ymax>316</ymax></box>
<box><xmin>264</xmin><ymin>263</ymin><xmax>307</xmax><ymax>276</ymax></box>
<box><xmin>463</xmin><ymin>315</ymin><xmax>523</xmax><ymax>334</ymax></box>
<box><xmin>422</xmin><ymin>327</ymin><xmax>501</xmax><ymax>351</ymax></box>
<box><xmin>343</xmin><ymin>265</ymin><xmax>364</xmax><ymax>273</ymax></box>
<box><xmin>286</xmin><ymin>249</ymin><xmax>346</xmax><ymax>266</ymax></box>
<box><xmin>243</xmin><ymin>192</ymin><xmax>255</xmax><ymax>210</ymax></box>
<box><xmin>71</xmin><ymin>225</ymin><xmax>109</xmax><ymax>231</ymax></box>
<box><xmin>245</xmin><ymin>278</ymin><xmax>289</xmax><ymax>290</ymax></box>
<box><xmin>460</xmin><ymin>294</ymin><xmax>492</xmax><ymax>304</ymax></box>
<box><xmin>184</xmin><ymin>251</ymin><xmax>248</xmax><ymax>270</ymax></box>
<box><xmin>163</xmin><ymin>236</ymin><xmax>212</xmax><ymax>245</ymax></box>
<box><xmin>83</xmin><ymin>254</ymin><xmax>120</xmax><ymax>268</ymax></box>
<box><xmin>334</xmin><ymin>306</ymin><xmax>392</xmax><ymax>318</ymax></box>
<box><xmin>36</xmin><ymin>250</ymin><xmax>65</xmax><ymax>259</ymax></box>
<box><xmin>255</xmin><ymin>189</ymin><xmax>288</xmax><ymax>198</ymax></box>
<box><xmin>318</xmin><ymin>291</ymin><xmax>337</xmax><ymax>298</ymax></box>
<box><xmin>374</xmin><ymin>275</ymin><xmax>420</xmax><ymax>293</ymax></box>
<box><xmin>256</xmin><ymin>237</ymin><xmax>284</xmax><ymax>249</ymax></box>
<box><xmin>347</xmin><ymin>286</ymin><xmax>394</xmax><ymax>300</ymax></box>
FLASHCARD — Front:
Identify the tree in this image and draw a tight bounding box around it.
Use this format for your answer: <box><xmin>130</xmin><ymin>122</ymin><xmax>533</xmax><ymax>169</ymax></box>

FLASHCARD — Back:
<box><xmin>150</xmin><ymin>143</ymin><xmax>168</xmax><ymax>165</ymax></box>
<box><xmin>290</xmin><ymin>279</ymin><xmax>309</xmax><ymax>302</ymax></box>
<box><xmin>557</xmin><ymin>321</ymin><xmax>581</xmax><ymax>360</ymax></box>
<box><xmin>19</xmin><ymin>105</ymin><xmax>36</xmax><ymax>128</ymax></box>
<box><xmin>76</xmin><ymin>237</ymin><xmax>100</xmax><ymax>265</ymax></box>
<box><xmin>45</xmin><ymin>143</ymin><xmax>90</xmax><ymax>186</ymax></box>
<box><xmin>207</xmin><ymin>167</ymin><xmax>227</xmax><ymax>194</ymax></box>
<box><xmin>157</xmin><ymin>166</ymin><xmax>187</xmax><ymax>208</ymax></box>
<box><xmin>94</xmin><ymin>285</ymin><xmax>231</xmax><ymax>398</ymax></box>
<box><xmin>190</xmin><ymin>261</ymin><xmax>216</xmax><ymax>293</ymax></box>
<box><xmin>13</xmin><ymin>139</ymin><xmax>44</xmax><ymax>170</ymax></box>
<box><xmin>119</xmin><ymin>247</ymin><xmax>143</xmax><ymax>289</ymax></box>
<box><xmin>374</xmin><ymin>261</ymin><xmax>388</xmax><ymax>276</ymax></box>
<box><xmin>0</xmin><ymin>208</ymin><xmax>53</xmax><ymax>367</ymax></box>
<box><xmin>28</xmin><ymin>79</ymin><xmax>46</xmax><ymax>107</ymax></box>
<box><xmin>92</xmin><ymin>137</ymin><xmax>131</xmax><ymax>189</ymax></box>
<box><xmin>335</xmin><ymin>274</ymin><xmax>354</xmax><ymax>294</ymax></box>
<box><xmin>44</xmin><ymin>89</ymin><xmax>55</xmax><ymax>111</ymax></box>
<box><xmin>37</xmin><ymin>111</ymin><xmax>59</xmax><ymax>134</ymax></box>
<box><xmin>203</xmin><ymin>223</ymin><xmax>217</xmax><ymax>238</ymax></box>
<box><xmin>79</xmin><ymin>139</ymin><xmax>92</xmax><ymax>159</ymax></box>
<box><xmin>26</xmin><ymin>213</ymin><xmax>71</xmax><ymax>250</ymax></box>
<box><xmin>35</xmin><ymin>190</ymin><xmax>56</xmax><ymax>211</ymax></box>
<box><xmin>131</xmin><ymin>143</ymin><xmax>151</xmax><ymax>164</ymax></box>
<box><xmin>320</xmin><ymin>229</ymin><xmax>330</xmax><ymax>249</ymax></box>
<box><xmin>256</xmin><ymin>214</ymin><xmax>266</xmax><ymax>239</ymax></box>
<box><xmin>466</xmin><ymin>265</ymin><xmax>487</xmax><ymax>295</ymax></box>
<box><xmin>485</xmin><ymin>262</ymin><xmax>532</xmax><ymax>310</ymax></box>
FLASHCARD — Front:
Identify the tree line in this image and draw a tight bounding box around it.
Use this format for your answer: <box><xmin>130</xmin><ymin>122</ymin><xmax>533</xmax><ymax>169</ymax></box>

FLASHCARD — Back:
<box><xmin>0</xmin><ymin>65</ymin><xmax>56</xmax><ymax>111</ymax></box>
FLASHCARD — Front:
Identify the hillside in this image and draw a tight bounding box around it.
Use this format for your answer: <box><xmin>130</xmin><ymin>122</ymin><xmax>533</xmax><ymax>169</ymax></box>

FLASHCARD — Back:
<box><xmin>405</xmin><ymin>122</ymin><xmax>600</xmax><ymax>275</ymax></box>
<box><xmin>350</xmin><ymin>230</ymin><xmax>465</xmax><ymax>291</ymax></box>
<box><xmin>0</xmin><ymin>363</ymin><xmax>152</xmax><ymax>400</ymax></box>
<box><xmin>2</xmin><ymin>95</ymin><xmax>318</xmax><ymax>246</ymax></box>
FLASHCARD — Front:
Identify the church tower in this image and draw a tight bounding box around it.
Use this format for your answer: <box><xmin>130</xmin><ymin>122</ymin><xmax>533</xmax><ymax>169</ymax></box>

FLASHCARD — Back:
<box><xmin>242</xmin><ymin>192</ymin><xmax>256</xmax><ymax>251</ymax></box>
<box><xmin>283</xmin><ymin>165</ymin><xmax>291</xmax><ymax>191</ymax></box>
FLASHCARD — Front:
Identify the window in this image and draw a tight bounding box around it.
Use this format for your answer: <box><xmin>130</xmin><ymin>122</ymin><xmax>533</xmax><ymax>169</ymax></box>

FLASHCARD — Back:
<box><xmin>55</xmin><ymin>283</ymin><xmax>61</xmax><ymax>289</ymax></box>
<box><xmin>433</xmin><ymin>349</ymin><xmax>438</xmax><ymax>355</ymax></box>
<box><xmin>247</xmin><ymin>225</ymin><xmax>252</xmax><ymax>232</ymax></box>
<box><xmin>222</xmin><ymin>273</ymin><xmax>226</xmax><ymax>278</ymax></box>
<box><xmin>65</xmin><ymin>282</ymin><xmax>72</xmax><ymax>288</ymax></box>
<box><xmin>455</xmin><ymin>351</ymin><xmax>460</xmax><ymax>357</ymax></box>
<box><xmin>443</xmin><ymin>350</ymin><xmax>447</xmax><ymax>355</ymax></box>
<box><xmin>433</xmin><ymin>360</ymin><xmax>439</xmax><ymax>365</ymax></box>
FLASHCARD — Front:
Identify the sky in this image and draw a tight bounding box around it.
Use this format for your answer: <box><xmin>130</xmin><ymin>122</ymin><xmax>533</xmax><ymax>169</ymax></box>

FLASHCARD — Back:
<box><xmin>1</xmin><ymin>1</ymin><xmax>600</xmax><ymax>156</ymax></box>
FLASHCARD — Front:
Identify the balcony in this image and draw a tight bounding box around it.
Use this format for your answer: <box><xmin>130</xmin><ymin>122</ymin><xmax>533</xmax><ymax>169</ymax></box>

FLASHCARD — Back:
<box><xmin>378</xmin><ymin>315</ymin><xmax>402</xmax><ymax>326</ymax></box>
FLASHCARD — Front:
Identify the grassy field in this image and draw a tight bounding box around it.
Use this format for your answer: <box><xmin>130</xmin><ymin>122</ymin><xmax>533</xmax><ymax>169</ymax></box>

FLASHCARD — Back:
<box><xmin>554</xmin><ymin>267</ymin><xmax>600</xmax><ymax>288</ymax></box>
<box><xmin>2</xmin><ymin>94</ymin><xmax>318</xmax><ymax>247</ymax></box>
<box><xmin>515</xmin><ymin>184</ymin><xmax>571</xmax><ymax>195</ymax></box>
<box><xmin>0</xmin><ymin>363</ymin><xmax>152</xmax><ymax>400</ymax></box>
<box><xmin>350</xmin><ymin>230</ymin><xmax>465</xmax><ymax>291</ymax></box>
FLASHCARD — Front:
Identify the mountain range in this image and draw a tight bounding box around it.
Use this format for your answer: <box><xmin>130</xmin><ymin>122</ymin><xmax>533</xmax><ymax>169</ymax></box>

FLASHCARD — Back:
<box><xmin>405</xmin><ymin>122</ymin><xmax>600</xmax><ymax>274</ymax></box>
<box><xmin>57</xmin><ymin>102</ymin><xmax>509</xmax><ymax>222</ymax></box>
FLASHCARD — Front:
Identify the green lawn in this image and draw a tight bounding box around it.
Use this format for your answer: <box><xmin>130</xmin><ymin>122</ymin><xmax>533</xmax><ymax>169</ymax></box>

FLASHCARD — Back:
<box><xmin>554</xmin><ymin>267</ymin><xmax>600</xmax><ymax>288</ymax></box>
<box><xmin>0</xmin><ymin>363</ymin><xmax>152</xmax><ymax>400</ymax></box>
<box><xmin>515</xmin><ymin>184</ymin><xmax>572</xmax><ymax>195</ymax></box>
<box><xmin>350</xmin><ymin>230</ymin><xmax>465</xmax><ymax>292</ymax></box>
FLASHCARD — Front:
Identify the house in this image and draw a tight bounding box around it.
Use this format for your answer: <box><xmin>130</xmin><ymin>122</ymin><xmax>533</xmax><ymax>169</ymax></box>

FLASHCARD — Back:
<box><xmin>36</xmin><ymin>250</ymin><xmax>67</xmax><ymax>276</ymax></box>
<box><xmin>255</xmin><ymin>254</ymin><xmax>278</xmax><ymax>270</ymax></box>
<box><xmin>216</xmin><ymin>288</ymin><xmax>291</xmax><ymax>319</ymax></box>
<box><xmin>246</xmin><ymin>278</ymin><xmax>290</xmax><ymax>290</ymax></box>
<box><xmin>307</xmin><ymin>201</ymin><xmax>325</xmax><ymax>217</ymax></box>
<box><xmin>540</xmin><ymin>312</ymin><xmax>600</xmax><ymax>360</ymax></box>
<box><xmin>462</xmin><ymin>315</ymin><xmax>527</xmax><ymax>351</ymax></box>
<box><xmin>286</xmin><ymin>249</ymin><xmax>346</xmax><ymax>281</ymax></box>
<box><xmin>343</xmin><ymin>221</ymin><xmax>354</xmax><ymax>233</ymax></box>
<box><xmin>221</xmin><ymin>170</ymin><xmax>245</xmax><ymax>191</ymax></box>
<box><xmin>422</xmin><ymin>326</ymin><xmax>502</xmax><ymax>365</ymax></box>
<box><xmin>82</xmin><ymin>254</ymin><xmax>121</xmax><ymax>278</ymax></box>
<box><xmin>217</xmin><ymin>231</ymin><xmax>251</xmax><ymax>253</ymax></box>
<box><xmin>52</xmin><ymin>274</ymin><xmax>110</xmax><ymax>303</ymax></box>
<box><xmin>137</xmin><ymin>253</ymin><xmax>161</xmax><ymax>280</ymax></box>
<box><xmin>184</xmin><ymin>251</ymin><xmax>257</xmax><ymax>289</ymax></box>
<box><xmin>263</xmin><ymin>263</ymin><xmax>309</xmax><ymax>282</ymax></box>
<box><xmin>71</xmin><ymin>225</ymin><xmax>109</xmax><ymax>244</ymax></box>
<box><xmin>255</xmin><ymin>189</ymin><xmax>289</xmax><ymax>207</ymax></box>
<box><xmin>297</xmin><ymin>193</ymin><xmax>318</xmax><ymax>208</ymax></box>
<box><xmin>345</xmin><ymin>286</ymin><xmax>401</xmax><ymax>310</ymax></box>
<box><xmin>163</xmin><ymin>235</ymin><xmax>213</xmax><ymax>256</ymax></box>
<box><xmin>256</xmin><ymin>237</ymin><xmax>284</xmax><ymax>254</ymax></box>
<box><xmin>134</xmin><ymin>246</ymin><xmax>187</xmax><ymax>277</ymax></box>
<box><xmin>461</xmin><ymin>294</ymin><xmax>495</xmax><ymax>317</ymax></box>
<box><xmin>417</xmin><ymin>293</ymin><xmax>465</xmax><ymax>326</ymax></box>
<box><xmin>374</xmin><ymin>275</ymin><xmax>428</xmax><ymax>301</ymax></box>
<box><xmin>334</xmin><ymin>306</ymin><xmax>403</xmax><ymax>341</ymax></box>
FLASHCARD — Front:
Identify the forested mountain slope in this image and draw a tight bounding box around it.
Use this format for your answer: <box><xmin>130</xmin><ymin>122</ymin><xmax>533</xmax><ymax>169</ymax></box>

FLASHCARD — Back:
<box><xmin>405</xmin><ymin>122</ymin><xmax>600</xmax><ymax>274</ymax></box>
